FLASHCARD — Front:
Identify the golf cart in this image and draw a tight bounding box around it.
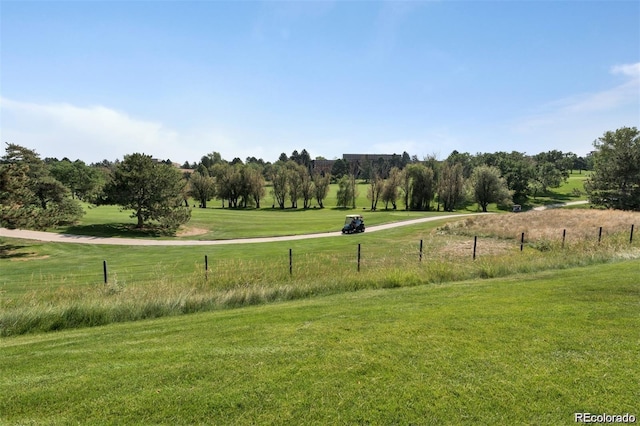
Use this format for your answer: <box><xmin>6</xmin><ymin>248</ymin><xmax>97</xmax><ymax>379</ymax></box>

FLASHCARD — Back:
<box><xmin>342</xmin><ymin>214</ymin><xmax>365</xmax><ymax>234</ymax></box>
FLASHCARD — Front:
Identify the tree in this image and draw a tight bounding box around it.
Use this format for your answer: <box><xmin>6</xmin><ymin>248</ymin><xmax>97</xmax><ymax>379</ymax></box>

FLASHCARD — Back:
<box><xmin>299</xmin><ymin>166</ymin><xmax>314</xmax><ymax>209</ymax></box>
<box><xmin>367</xmin><ymin>170</ymin><xmax>384</xmax><ymax>211</ymax></box>
<box><xmin>531</xmin><ymin>161</ymin><xmax>563</xmax><ymax>198</ymax></box>
<box><xmin>446</xmin><ymin>150</ymin><xmax>474</xmax><ymax>179</ymax></box>
<box><xmin>400</xmin><ymin>168</ymin><xmax>411</xmax><ymax>210</ymax></box>
<box><xmin>299</xmin><ymin>149</ymin><xmax>312</xmax><ymax>171</ymax></box>
<box><xmin>189</xmin><ymin>171</ymin><xmax>216</xmax><ymax>208</ymax></box>
<box><xmin>470</xmin><ymin>165</ymin><xmax>512</xmax><ymax>212</ymax></box>
<box><xmin>331</xmin><ymin>159</ymin><xmax>348</xmax><ymax>180</ymax></box>
<box><xmin>499</xmin><ymin>152</ymin><xmax>535</xmax><ymax>203</ymax></box>
<box><xmin>406</xmin><ymin>163</ymin><xmax>435</xmax><ymax>210</ymax></box>
<box><xmin>212</xmin><ymin>163</ymin><xmax>242</xmax><ymax>208</ymax></box>
<box><xmin>401</xmin><ymin>151</ymin><xmax>411</xmax><ymax>168</ymax></box>
<box><xmin>243</xmin><ymin>164</ymin><xmax>266</xmax><ymax>208</ymax></box>
<box><xmin>270</xmin><ymin>162</ymin><xmax>288</xmax><ymax>209</ymax></box>
<box><xmin>336</xmin><ymin>175</ymin><xmax>354</xmax><ymax>208</ymax></box>
<box><xmin>312</xmin><ymin>172</ymin><xmax>331</xmax><ymax>208</ymax></box>
<box><xmin>531</xmin><ymin>150</ymin><xmax>572</xmax><ymax>195</ymax></box>
<box><xmin>1</xmin><ymin>143</ymin><xmax>84</xmax><ymax>229</ymax></box>
<box><xmin>534</xmin><ymin>150</ymin><xmax>573</xmax><ymax>179</ymax></box>
<box><xmin>476</xmin><ymin>151</ymin><xmax>534</xmax><ymax>203</ymax></box>
<box><xmin>381</xmin><ymin>167</ymin><xmax>401</xmax><ymax>210</ymax></box>
<box><xmin>200</xmin><ymin>152</ymin><xmax>223</xmax><ymax>170</ymax></box>
<box><xmin>48</xmin><ymin>158</ymin><xmax>105</xmax><ymax>202</ymax></box>
<box><xmin>289</xmin><ymin>150</ymin><xmax>301</xmax><ymax>165</ymax></box>
<box><xmin>438</xmin><ymin>162</ymin><xmax>465</xmax><ymax>212</ymax></box>
<box><xmin>103</xmin><ymin>153</ymin><xmax>190</xmax><ymax>230</ymax></box>
<box><xmin>586</xmin><ymin>127</ymin><xmax>640</xmax><ymax>210</ymax></box>
<box><xmin>286</xmin><ymin>161</ymin><xmax>305</xmax><ymax>208</ymax></box>
<box><xmin>349</xmin><ymin>173</ymin><xmax>358</xmax><ymax>208</ymax></box>
<box><xmin>573</xmin><ymin>155</ymin><xmax>589</xmax><ymax>173</ymax></box>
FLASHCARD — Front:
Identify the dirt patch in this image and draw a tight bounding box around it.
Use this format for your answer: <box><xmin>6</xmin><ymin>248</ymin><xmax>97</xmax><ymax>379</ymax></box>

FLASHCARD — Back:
<box><xmin>176</xmin><ymin>227</ymin><xmax>209</xmax><ymax>237</ymax></box>
<box><xmin>440</xmin><ymin>238</ymin><xmax>513</xmax><ymax>258</ymax></box>
<box><xmin>10</xmin><ymin>255</ymin><xmax>50</xmax><ymax>262</ymax></box>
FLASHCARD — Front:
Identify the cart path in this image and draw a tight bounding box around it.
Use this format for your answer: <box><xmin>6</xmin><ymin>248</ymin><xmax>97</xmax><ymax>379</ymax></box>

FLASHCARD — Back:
<box><xmin>532</xmin><ymin>200</ymin><xmax>589</xmax><ymax>211</ymax></box>
<box><xmin>0</xmin><ymin>213</ymin><xmax>488</xmax><ymax>246</ymax></box>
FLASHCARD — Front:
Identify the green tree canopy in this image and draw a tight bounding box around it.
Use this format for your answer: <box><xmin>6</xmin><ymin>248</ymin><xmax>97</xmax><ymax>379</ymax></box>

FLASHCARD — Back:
<box><xmin>438</xmin><ymin>162</ymin><xmax>465</xmax><ymax>212</ymax></box>
<box><xmin>336</xmin><ymin>175</ymin><xmax>354</xmax><ymax>208</ymax></box>
<box><xmin>330</xmin><ymin>159</ymin><xmax>348</xmax><ymax>180</ymax></box>
<box><xmin>586</xmin><ymin>127</ymin><xmax>640</xmax><ymax>211</ymax></box>
<box><xmin>406</xmin><ymin>163</ymin><xmax>436</xmax><ymax>211</ymax></box>
<box><xmin>47</xmin><ymin>158</ymin><xmax>106</xmax><ymax>202</ymax></box>
<box><xmin>102</xmin><ymin>153</ymin><xmax>190</xmax><ymax>231</ymax></box>
<box><xmin>0</xmin><ymin>143</ymin><xmax>84</xmax><ymax>229</ymax></box>
<box><xmin>470</xmin><ymin>165</ymin><xmax>512</xmax><ymax>212</ymax></box>
<box><xmin>381</xmin><ymin>167</ymin><xmax>401</xmax><ymax>210</ymax></box>
<box><xmin>312</xmin><ymin>172</ymin><xmax>331</xmax><ymax>209</ymax></box>
<box><xmin>270</xmin><ymin>162</ymin><xmax>288</xmax><ymax>209</ymax></box>
<box><xmin>188</xmin><ymin>171</ymin><xmax>216</xmax><ymax>209</ymax></box>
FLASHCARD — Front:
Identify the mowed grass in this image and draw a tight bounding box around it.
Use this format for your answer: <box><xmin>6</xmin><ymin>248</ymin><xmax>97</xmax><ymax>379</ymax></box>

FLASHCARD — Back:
<box><xmin>55</xmin><ymin>181</ymin><xmax>498</xmax><ymax>240</ymax></box>
<box><xmin>529</xmin><ymin>171</ymin><xmax>590</xmax><ymax>207</ymax></box>
<box><xmin>1</xmin><ymin>217</ymin><xmax>456</xmax><ymax>298</ymax></box>
<box><xmin>2</xmin><ymin>209</ymin><xmax>639</xmax><ymax>337</ymax></box>
<box><xmin>41</xmin><ymin>173</ymin><xmax>590</xmax><ymax>239</ymax></box>
<box><xmin>61</xmin><ymin>200</ymin><xmax>456</xmax><ymax>240</ymax></box>
<box><xmin>1</xmin><ymin>260</ymin><xmax>638</xmax><ymax>424</ymax></box>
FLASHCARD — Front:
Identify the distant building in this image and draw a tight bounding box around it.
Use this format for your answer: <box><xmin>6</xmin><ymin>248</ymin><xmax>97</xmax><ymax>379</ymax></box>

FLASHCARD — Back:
<box><xmin>311</xmin><ymin>159</ymin><xmax>336</xmax><ymax>175</ymax></box>
<box><xmin>342</xmin><ymin>154</ymin><xmax>396</xmax><ymax>163</ymax></box>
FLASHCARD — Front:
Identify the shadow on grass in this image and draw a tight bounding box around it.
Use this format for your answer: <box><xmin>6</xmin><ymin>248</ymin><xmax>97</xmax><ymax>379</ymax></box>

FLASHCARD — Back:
<box><xmin>62</xmin><ymin>223</ymin><xmax>165</xmax><ymax>238</ymax></box>
<box><xmin>0</xmin><ymin>242</ymin><xmax>32</xmax><ymax>259</ymax></box>
<box><xmin>534</xmin><ymin>191</ymin><xmax>578</xmax><ymax>205</ymax></box>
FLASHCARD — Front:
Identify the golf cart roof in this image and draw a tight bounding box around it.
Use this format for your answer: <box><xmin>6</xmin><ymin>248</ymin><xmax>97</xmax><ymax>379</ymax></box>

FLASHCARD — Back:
<box><xmin>345</xmin><ymin>214</ymin><xmax>363</xmax><ymax>219</ymax></box>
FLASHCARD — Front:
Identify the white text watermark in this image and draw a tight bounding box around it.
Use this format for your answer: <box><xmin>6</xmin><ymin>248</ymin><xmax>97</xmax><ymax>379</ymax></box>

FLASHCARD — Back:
<box><xmin>575</xmin><ymin>413</ymin><xmax>636</xmax><ymax>423</ymax></box>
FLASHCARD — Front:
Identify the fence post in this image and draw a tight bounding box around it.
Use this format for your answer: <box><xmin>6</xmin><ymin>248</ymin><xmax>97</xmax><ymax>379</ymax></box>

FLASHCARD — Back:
<box><xmin>562</xmin><ymin>229</ymin><xmax>566</xmax><ymax>248</ymax></box>
<box><xmin>357</xmin><ymin>243</ymin><xmax>361</xmax><ymax>272</ymax></box>
<box><xmin>520</xmin><ymin>232</ymin><xmax>525</xmax><ymax>252</ymax></box>
<box><xmin>631</xmin><ymin>224</ymin><xmax>635</xmax><ymax>244</ymax></box>
<box><xmin>419</xmin><ymin>239</ymin><xmax>423</xmax><ymax>262</ymax></box>
<box><xmin>598</xmin><ymin>226</ymin><xmax>603</xmax><ymax>244</ymax></box>
<box><xmin>205</xmin><ymin>255</ymin><xmax>208</xmax><ymax>280</ymax></box>
<box><xmin>103</xmin><ymin>260</ymin><xmax>108</xmax><ymax>284</ymax></box>
<box><xmin>473</xmin><ymin>236</ymin><xmax>477</xmax><ymax>260</ymax></box>
<box><xmin>289</xmin><ymin>248</ymin><xmax>292</xmax><ymax>276</ymax></box>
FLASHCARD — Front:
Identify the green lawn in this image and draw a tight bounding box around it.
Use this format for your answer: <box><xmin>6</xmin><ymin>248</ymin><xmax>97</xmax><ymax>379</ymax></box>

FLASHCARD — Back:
<box><xmin>528</xmin><ymin>171</ymin><xmax>590</xmax><ymax>207</ymax></box>
<box><xmin>53</xmin><ymin>175</ymin><xmax>591</xmax><ymax>239</ymax></box>
<box><xmin>57</xmin><ymin>181</ymin><xmax>464</xmax><ymax>239</ymax></box>
<box><xmin>2</xmin><ymin>260</ymin><xmax>638</xmax><ymax>424</ymax></box>
<box><xmin>0</xmin><ymin>216</ymin><xmax>470</xmax><ymax>298</ymax></box>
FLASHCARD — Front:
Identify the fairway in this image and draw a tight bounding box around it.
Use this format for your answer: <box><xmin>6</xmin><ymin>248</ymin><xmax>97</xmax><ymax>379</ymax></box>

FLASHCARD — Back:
<box><xmin>2</xmin><ymin>260</ymin><xmax>638</xmax><ymax>424</ymax></box>
<box><xmin>57</xmin><ymin>182</ymin><xmax>472</xmax><ymax>240</ymax></box>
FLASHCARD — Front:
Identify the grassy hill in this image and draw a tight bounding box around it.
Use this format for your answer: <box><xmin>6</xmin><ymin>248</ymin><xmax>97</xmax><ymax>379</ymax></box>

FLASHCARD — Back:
<box><xmin>2</xmin><ymin>173</ymin><xmax>638</xmax><ymax>424</ymax></box>
<box><xmin>1</xmin><ymin>260</ymin><xmax>638</xmax><ymax>424</ymax></box>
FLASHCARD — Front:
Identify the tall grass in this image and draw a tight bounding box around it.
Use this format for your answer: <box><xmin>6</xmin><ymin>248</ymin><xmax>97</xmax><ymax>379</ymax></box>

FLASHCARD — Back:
<box><xmin>2</xmin><ymin>225</ymin><xmax>638</xmax><ymax>337</ymax></box>
<box><xmin>440</xmin><ymin>209</ymin><xmax>638</xmax><ymax>242</ymax></box>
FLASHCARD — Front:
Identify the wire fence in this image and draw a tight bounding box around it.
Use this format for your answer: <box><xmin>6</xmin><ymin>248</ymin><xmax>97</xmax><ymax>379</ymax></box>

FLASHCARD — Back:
<box><xmin>1</xmin><ymin>223</ymin><xmax>635</xmax><ymax>294</ymax></box>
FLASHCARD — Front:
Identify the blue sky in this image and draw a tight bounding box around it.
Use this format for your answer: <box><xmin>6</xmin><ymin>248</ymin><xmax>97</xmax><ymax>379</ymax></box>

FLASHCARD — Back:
<box><xmin>1</xmin><ymin>1</ymin><xmax>638</xmax><ymax>164</ymax></box>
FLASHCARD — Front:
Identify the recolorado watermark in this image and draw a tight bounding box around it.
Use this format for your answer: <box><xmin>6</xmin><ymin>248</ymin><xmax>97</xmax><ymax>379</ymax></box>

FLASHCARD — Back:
<box><xmin>575</xmin><ymin>413</ymin><xmax>636</xmax><ymax>423</ymax></box>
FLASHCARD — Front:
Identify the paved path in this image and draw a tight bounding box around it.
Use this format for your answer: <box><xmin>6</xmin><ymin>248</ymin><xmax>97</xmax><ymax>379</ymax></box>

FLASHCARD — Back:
<box><xmin>0</xmin><ymin>213</ymin><xmax>487</xmax><ymax>246</ymax></box>
<box><xmin>532</xmin><ymin>200</ymin><xmax>589</xmax><ymax>211</ymax></box>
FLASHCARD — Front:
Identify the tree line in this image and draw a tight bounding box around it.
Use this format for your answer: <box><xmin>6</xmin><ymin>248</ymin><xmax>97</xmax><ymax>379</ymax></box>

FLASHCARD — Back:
<box><xmin>1</xmin><ymin>126</ymin><xmax>637</xmax><ymax>233</ymax></box>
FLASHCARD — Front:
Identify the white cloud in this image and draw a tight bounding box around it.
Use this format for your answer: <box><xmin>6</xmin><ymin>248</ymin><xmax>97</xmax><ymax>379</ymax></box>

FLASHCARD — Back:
<box><xmin>510</xmin><ymin>63</ymin><xmax>640</xmax><ymax>155</ymax></box>
<box><xmin>0</xmin><ymin>97</ymin><xmax>345</xmax><ymax>164</ymax></box>
<box><xmin>611</xmin><ymin>62</ymin><xmax>640</xmax><ymax>77</ymax></box>
<box><xmin>0</xmin><ymin>98</ymin><xmax>180</xmax><ymax>161</ymax></box>
<box><xmin>0</xmin><ymin>97</ymin><xmax>252</xmax><ymax>163</ymax></box>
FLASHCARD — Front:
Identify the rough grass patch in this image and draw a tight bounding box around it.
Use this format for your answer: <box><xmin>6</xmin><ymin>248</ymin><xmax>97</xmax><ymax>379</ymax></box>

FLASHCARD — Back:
<box><xmin>437</xmin><ymin>209</ymin><xmax>639</xmax><ymax>242</ymax></box>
